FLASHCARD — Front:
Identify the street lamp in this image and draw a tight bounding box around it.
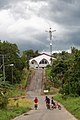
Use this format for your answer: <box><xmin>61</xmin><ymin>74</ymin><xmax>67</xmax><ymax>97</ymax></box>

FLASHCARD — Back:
<box><xmin>10</xmin><ymin>64</ymin><xmax>14</xmax><ymax>84</ymax></box>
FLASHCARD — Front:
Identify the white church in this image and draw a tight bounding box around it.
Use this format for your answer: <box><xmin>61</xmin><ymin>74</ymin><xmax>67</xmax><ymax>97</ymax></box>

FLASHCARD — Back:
<box><xmin>29</xmin><ymin>53</ymin><xmax>55</xmax><ymax>69</ymax></box>
<box><xmin>29</xmin><ymin>28</ymin><xmax>56</xmax><ymax>68</ymax></box>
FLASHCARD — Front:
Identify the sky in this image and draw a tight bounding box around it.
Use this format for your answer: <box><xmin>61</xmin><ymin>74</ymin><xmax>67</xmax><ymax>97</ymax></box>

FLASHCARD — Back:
<box><xmin>0</xmin><ymin>0</ymin><xmax>80</xmax><ymax>53</ymax></box>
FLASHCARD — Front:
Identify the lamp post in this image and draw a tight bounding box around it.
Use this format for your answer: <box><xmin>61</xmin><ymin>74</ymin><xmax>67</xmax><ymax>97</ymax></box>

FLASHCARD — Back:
<box><xmin>10</xmin><ymin>64</ymin><xmax>14</xmax><ymax>84</ymax></box>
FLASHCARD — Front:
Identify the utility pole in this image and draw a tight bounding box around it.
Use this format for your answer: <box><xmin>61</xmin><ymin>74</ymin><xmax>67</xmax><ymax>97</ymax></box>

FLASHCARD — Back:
<box><xmin>0</xmin><ymin>54</ymin><xmax>6</xmax><ymax>82</ymax></box>
<box><xmin>2</xmin><ymin>55</ymin><xmax>5</xmax><ymax>83</ymax></box>
<box><xmin>46</xmin><ymin>27</ymin><xmax>56</xmax><ymax>56</ymax></box>
<box><xmin>0</xmin><ymin>54</ymin><xmax>14</xmax><ymax>84</ymax></box>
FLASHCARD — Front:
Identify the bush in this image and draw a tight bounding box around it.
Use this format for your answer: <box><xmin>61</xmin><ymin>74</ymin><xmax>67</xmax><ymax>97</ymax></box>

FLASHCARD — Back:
<box><xmin>69</xmin><ymin>93</ymin><xmax>79</xmax><ymax>97</ymax></box>
<box><xmin>0</xmin><ymin>91</ymin><xmax>8</xmax><ymax>109</ymax></box>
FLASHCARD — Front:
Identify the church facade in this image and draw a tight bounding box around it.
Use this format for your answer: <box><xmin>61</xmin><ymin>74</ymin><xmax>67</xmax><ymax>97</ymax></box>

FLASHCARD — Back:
<box><xmin>29</xmin><ymin>53</ymin><xmax>55</xmax><ymax>68</ymax></box>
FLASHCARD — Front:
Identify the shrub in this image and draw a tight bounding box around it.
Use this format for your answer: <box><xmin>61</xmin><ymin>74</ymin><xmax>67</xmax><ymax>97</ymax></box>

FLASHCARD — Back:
<box><xmin>0</xmin><ymin>91</ymin><xmax>8</xmax><ymax>109</ymax></box>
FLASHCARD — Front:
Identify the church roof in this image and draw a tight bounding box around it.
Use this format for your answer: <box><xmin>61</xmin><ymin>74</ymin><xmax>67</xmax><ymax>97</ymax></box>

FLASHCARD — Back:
<box><xmin>29</xmin><ymin>53</ymin><xmax>55</xmax><ymax>64</ymax></box>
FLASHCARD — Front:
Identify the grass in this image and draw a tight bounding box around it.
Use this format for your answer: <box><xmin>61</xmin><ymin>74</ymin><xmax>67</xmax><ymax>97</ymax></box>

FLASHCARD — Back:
<box><xmin>8</xmin><ymin>98</ymin><xmax>33</xmax><ymax>108</ymax></box>
<box><xmin>0</xmin><ymin>107</ymin><xmax>31</xmax><ymax>120</ymax></box>
<box><xmin>0</xmin><ymin>98</ymin><xmax>33</xmax><ymax>120</ymax></box>
<box><xmin>54</xmin><ymin>94</ymin><xmax>80</xmax><ymax>120</ymax></box>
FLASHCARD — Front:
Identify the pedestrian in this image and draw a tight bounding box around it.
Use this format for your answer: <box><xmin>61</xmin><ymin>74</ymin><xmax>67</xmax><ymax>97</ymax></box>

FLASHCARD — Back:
<box><xmin>34</xmin><ymin>97</ymin><xmax>38</xmax><ymax>110</ymax></box>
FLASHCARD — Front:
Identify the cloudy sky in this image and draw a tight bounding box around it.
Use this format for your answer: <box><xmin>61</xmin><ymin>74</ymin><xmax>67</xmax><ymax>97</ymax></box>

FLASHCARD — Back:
<box><xmin>0</xmin><ymin>0</ymin><xmax>80</xmax><ymax>53</ymax></box>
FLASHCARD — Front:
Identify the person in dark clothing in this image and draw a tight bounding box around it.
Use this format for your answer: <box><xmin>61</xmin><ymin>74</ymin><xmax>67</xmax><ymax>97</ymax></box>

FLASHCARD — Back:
<box><xmin>51</xmin><ymin>97</ymin><xmax>55</xmax><ymax>105</ymax></box>
<box><xmin>51</xmin><ymin>97</ymin><xmax>56</xmax><ymax>109</ymax></box>
<box><xmin>51</xmin><ymin>97</ymin><xmax>61</xmax><ymax>110</ymax></box>
<box><xmin>45</xmin><ymin>96</ymin><xmax>50</xmax><ymax>109</ymax></box>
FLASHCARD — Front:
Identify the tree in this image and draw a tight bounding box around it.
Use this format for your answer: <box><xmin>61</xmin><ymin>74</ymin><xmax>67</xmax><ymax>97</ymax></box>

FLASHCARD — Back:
<box><xmin>0</xmin><ymin>41</ymin><xmax>25</xmax><ymax>84</ymax></box>
<box><xmin>22</xmin><ymin>49</ymin><xmax>40</xmax><ymax>70</ymax></box>
<box><xmin>48</xmin><ymin>48</ymin><xmax>80</xmax><ymax>96</ymax></box>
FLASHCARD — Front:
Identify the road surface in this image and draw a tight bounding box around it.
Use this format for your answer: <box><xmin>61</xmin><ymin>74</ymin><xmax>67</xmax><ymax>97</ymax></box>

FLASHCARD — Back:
<box><xmin>12</xmin><ymin>68</ymin><xmax>78</xmax><ymax>120</ymax></box>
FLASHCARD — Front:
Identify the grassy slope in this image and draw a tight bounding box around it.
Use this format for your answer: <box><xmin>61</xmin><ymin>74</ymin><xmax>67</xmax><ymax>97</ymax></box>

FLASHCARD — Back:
<box><xmin>54</xmin><ymin>94</ymin><xmax>80</xmax><ymax>120</ymax></box>
<box><xmin>0</xmin><ymin>107</ymin><xmax>31</xmax><ymax>120</ymax></box>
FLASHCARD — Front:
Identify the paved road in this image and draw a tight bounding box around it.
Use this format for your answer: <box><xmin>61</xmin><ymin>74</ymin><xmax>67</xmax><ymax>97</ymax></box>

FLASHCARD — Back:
<box><xmin>27</xmin><ymin>68</ymin><xmax>44</xmax><ymax>96</ymax></box>
<box><xmin>13</xmin><ymin>95</ymin><xmax>77</xmax><ymax>120</ymax></box>
<box><xmin>12</xmin><ymin>68</ymin><xmax>78</xmax><ymax>120</ymax></box>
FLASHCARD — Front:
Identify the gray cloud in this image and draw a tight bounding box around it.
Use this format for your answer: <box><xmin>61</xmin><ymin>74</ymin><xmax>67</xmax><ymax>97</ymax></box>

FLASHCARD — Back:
<box><xmin>0</xmin><ymin>0</ymin><xmax>80</xmax><ymax>53</ymax></box>
<box><xmin>16</xmin><ymin>38</ymin><xmax>47</xmax><ymax>52</ymax></box>
<box><xmin>0</xmin><ymin>0</ymin><xmax>24</xmax><ymax>9</ymax></box>
<box><xmin>40</xmin><ymin>0</ymin><xmax>80</xmax><ymax>26</ymax></box>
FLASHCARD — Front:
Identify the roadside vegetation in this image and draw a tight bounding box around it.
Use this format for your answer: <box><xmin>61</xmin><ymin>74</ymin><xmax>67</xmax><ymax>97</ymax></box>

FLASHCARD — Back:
<box><xmin>45</xmin><ymin>47</ymin><xmax>80</xmax><ymax>120</ymax></box>
<box><xmin>0</xmin><ymin>41</ymin><xmax>39</xmax><ymax>120</ymax></box>
<box><xmin>0</xmin><ymin>100</ymin><xmax>32</xmax><ymax>120</ymax></box>
<box><xmin>0</xmin><ymin>68</ymin><xmax>33</xmax><ymax>120</ymax></box>
<box><xmin>54</xmin><ymin>94</ymin><xmax>80</xmax><ymax>120</ymax></box>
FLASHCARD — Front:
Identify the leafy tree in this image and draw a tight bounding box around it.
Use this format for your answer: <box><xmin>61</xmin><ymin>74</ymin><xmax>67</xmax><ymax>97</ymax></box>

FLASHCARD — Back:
<box><xmin>0</xmin><ymin>41</ymin><xmax>25</xmax><ymax>84</ymax></box>
<box><xmin>22</xmin><ymin>49</ymin><xmax>40</xmax><ymax>69</ymax></box>
<box><xmin>48</xmin><ymin>48</ymin><xmax>80</xmax><ymax>96</ymax></box>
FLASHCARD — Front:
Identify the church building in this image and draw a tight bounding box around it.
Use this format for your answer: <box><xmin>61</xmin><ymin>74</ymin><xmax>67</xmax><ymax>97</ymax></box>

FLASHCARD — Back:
<box><xmin>29</xmin><ymin>53</ymin><xmax>55</xmax><ymax>68</ymax></box>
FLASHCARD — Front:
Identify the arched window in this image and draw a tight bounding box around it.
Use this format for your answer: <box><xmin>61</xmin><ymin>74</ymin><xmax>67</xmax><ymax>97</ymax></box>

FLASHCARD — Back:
<box><xmin>31</xmin><ymin>60</ymin><xmax>37</xmax><ymax>64</ymax></box>
<box><xmin>39</xmin><ymin>59</ymin><xmax>48</xmax><ymax>64</ymax></box>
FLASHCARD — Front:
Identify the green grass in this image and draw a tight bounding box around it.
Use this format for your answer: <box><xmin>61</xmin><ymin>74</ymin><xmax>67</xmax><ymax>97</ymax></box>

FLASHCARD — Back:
<box><xmin>0</xmin><ymin>97</ymin><xmax>33</xmax><ymax>120</ymax></box>
<box><xmin>54</xmin><ymin>94</ymin><xmax>80</xmax><ymax>120</ymax></box>
<box><xmin>8</xmin><ymin>85</ymin><xmax>26</xmax><ymax>98</ymax></box>
<box><xmin>0</xmin><ymin>107</ymin><xmax>31</xmax><ymax>120</ymax></box>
